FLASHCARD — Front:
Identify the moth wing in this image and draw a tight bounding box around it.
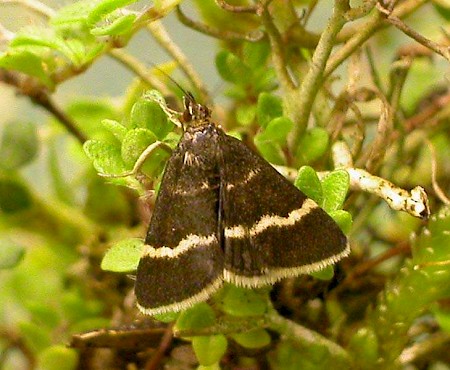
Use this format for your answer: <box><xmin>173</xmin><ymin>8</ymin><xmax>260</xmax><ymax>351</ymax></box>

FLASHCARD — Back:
<box><xmin>135</xmin><ymin>129</ymin><xmax>224</xmax><ymax>315</ymax></box>
<box><xmin>219</xmin><ymin>133</ymin><xmax>349</xmax><ymax>287</ymax></box>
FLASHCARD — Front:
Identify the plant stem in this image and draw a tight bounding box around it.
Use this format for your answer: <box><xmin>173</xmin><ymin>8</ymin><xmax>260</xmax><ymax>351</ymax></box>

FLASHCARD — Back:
<box><xmin>266</xmin><ymin>305</ymin><xmax>352</xmax><ymax>367</ymax></box>
<box><xmin>289</xmin><ymin>1</ymin><xmax>349</xmax><ymax>150</ymax></box>
<box><xmin>327</xmin><ymin>0</ymin><xmax>427</xmax><ymax>78</ymax></box>
<box><xmin>108</xmin><ymin>49</ymin><xmax>170</xmax><ymax>94</ymax></box>
<box><xmin>260</xmin><ymin>3</ymin><xmax>296</xmax><ymax>92</ymax></box>
<box><xmin>146</xmin><ymin>20</ymin><xmax>211</xmax><ymax>103</ymax></box>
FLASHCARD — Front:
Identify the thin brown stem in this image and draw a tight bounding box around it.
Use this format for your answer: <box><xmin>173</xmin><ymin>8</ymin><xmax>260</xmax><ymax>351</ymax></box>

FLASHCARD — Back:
<box><xmin>108</xmin><ymin>49</ymin><xmax>169</xmax><ymax>94</ymax></box>
<box><xmin>0</xmin><ymin>69</ymin><xmax>87</xmax><ymax>143</ymax></box>
<box><xmin>176</xmin><ymin>5</ymin><xmax>264</xmax><ymax>44</ymax></box>
<box><xmin>144</xmin><ymin>324</ymin><xmax>174</xmax><ymax>370</ymax></box>
<box><xmin>338</xmin><ymin>242</ymin><xmax>411</xmax><ymax>292</ymax></box>
<box><xmin>146</xmin><ymin>20</ymin><xmax>211</xmax><ymax>103</ymax></box>
<box><xmin>377</xmin><ymin>3</ymin><xmax>450</xmax><ymax>61</ymax></box>
<box><xmin>327</xmin><ymin>0</ymin><xmax>427</xmax><ymax>78</ymax></box>
<box><xmin>404</xmin><ymin>92</ymin><xmax>450</xmax><ymax>132</ymax></box>
<box><xmin>215</xmin><ymin>0</ymin><xmax>259</xmax><ymax>14</ymax></box>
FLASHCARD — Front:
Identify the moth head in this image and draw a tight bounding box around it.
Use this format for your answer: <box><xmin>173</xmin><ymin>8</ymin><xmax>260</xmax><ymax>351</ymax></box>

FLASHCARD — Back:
<box><xmin>182</xmin><ymin>93</ymin><xmax>211</xmax><ymax>126</ymax></box>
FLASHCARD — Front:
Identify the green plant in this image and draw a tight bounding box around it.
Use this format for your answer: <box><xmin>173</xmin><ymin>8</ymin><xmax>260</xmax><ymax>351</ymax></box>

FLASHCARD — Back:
<box><xmin>0</xmin><ymin>1</ymin><xmax>449</xmax><ymax>369</ymax></box>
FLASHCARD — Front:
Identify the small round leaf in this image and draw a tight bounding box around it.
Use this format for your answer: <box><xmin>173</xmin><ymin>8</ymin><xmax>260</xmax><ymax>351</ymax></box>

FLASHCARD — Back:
<box><xmin>101</xmin><ymin>238</ymin><xmax>144</xmax><ymax>272</ymax></box>
<box><xmin>192</xmin><ymin>335</ymin><xmax>227</xmax><ymax>366</ymax></box>
<box><xmin>294</xmin><ymin>166</ymin><xmax>323</xmax><ymax>205</ymax></box>
<box><xmin>231</xmin><ymin>328</ymin><xmax>271</xmax><ymax>349</ymax></box>
<box><xmin>220</xmin><ymin>285</ymin><xmax>267</xmax><ymax>317</ymax></box>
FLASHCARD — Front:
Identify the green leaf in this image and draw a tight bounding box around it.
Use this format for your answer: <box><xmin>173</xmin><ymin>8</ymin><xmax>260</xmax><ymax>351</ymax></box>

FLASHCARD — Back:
<box><xmin>231</xmin><ymin>329</ymin><xmax>271</xmax><ymax>349</ymax></box>
<box><xmin>321</xmin><ymin>170</ymin><xmax>349</xmax><ymax>212</ymax></box>
<box><xmin>27</xmin><ymin>302</ymin><xmax>61</xmax><ymax>329</ymax></box>
<box><xmin>242</xmin><ymin>40</ymin><xmax>271</xmax><ymax>69</ymax></box>
<box><xmin>192</xmin><ymin>335</ymin><xmax>228</xmax><ymax>366</ymax></box>
<box><xmin>296</xmin><ymin>127</ymin><xmax>329</xmax><ymax>164</ymax></box>
<box><xmin>329</xmin><ymin>210</ymin><xmax>352</xmax><ymax>234</ymax></box>
<box><xmin>121</xmin><ymin>128</ymin><xmax>157</xmax><ymax>166</ymax></box>
<box><xmin>310</xmin><ymin>265</ymin><xmax>334</xmax><ymax>280</ymax></box>
<box><xmin>101</xmin><ymin>238</ymin><xmax>144</xmax><ymax>272</ymax></box>
<box><xmin>433</xmin><ymin>0</ymin><xmax>450</xmax><ymax>20</ymax></box>
<box><xmin>18</xmin><ymin>321</ymin><xmax>52</xmax><ymax>354</ymax></box>
<box><xmin>90</xmin><ymin>14</ymin><xmax>136</xmax><ymax>36</ymax></box>
<box><xmin>87</xmin><ymin>0</ymin><xmax>139</xmax><ymax>24</ymax></box>
<box><xmin>254</xmin><ymin>117</ymin><xmax>292</xmax><ymax>164</ymax></box>
<box><xmin>83</xmin><ymin>140</ymin><xmax>126</xmax><ymax>175</ymax></box>
<box><xmin>11</xmin><ymin>27</ymin><xmax>84</xmax><ymax>66</ymax></box>
<box><xmin>0</xmin><ymin>121</ymin><xmax>38</xmax><ymax>170</ymax></box>
<box><xmin>153</xmin><ymin>311</ymin><xmax>180</xmax><ymax>323</ymax></box>
<box><xmin>85</xmin><ymin>179</ymin><xmax>131</xmax><ymax>224</ymax></box>
<box><xmin>257</xmin><ymin>93</ymin><xmax>283</xmax><ymax>128</ymax></box>
<box><xmin>236</xmin><ymin>104</ymin><xmax>256</xmax><ymax>126</ymax></box>
<box><xmin>220</xmin><ymin>285</ymin><xmax>267</xmax><ymax>317</ymax></box>
<box><xmin>433</xmin><ymin>306</ymin><xmax>450</xmax><ymax>333</ymax></box>
<box><xmin>0</xmin><ymin>51</ymin><xmax>54</xmax><ymax>88</ymax></box>
<box><xmin>257</xmin><ymin>117</ymin><xmax>293</xmax><ymax>145</ymax></box>
<box><xmin>216</xmin><ymin>51</ymin><xmax>251</xmax><ymax>84</ymax></box>
<box><xmin>130</xmin><ymin>97</ymin><xmax>174</xmax><ymax>139</ymax></box>
<box><xmin>65</xmin><ymin>99</ymin><xmax>120</xmax><ymax>141</ymax></box>
<box><xmin>294</xmin><ymin>166</ymin><xmax>323</xmax><ymax>205</ymax></box>
<box><xmin>51</xmin><ymin>0</ymin><xmax>102</xmax><ymax>27</ymax></box>
<box><xmin>48</xmin><ymin>141</ymin><xmax>75</xmax><ymax>205</ymax></box>
<box><xmin>0</xmin><ymin>240</ymin><xmax>26</xmax><ymax>269</ymax></box>
<box><xmin>175</xmin><ymin>302</ymin><xmax>215</xmax><ymax>331</ymax></box>
<box><xmin>102</xmin><ymin>119</ymin><xmax>127</xmax><ymax>141</ymax></box>
<box><xmin>254</xmin><ymin>68</ymin><xmax>277</xmax><ymax>92</ymax></box>
<box><xmin>254</xmin><ymin>141</ymin><xmax>284</xmax><ymax>165</ymax></box>
<box><xmin>62</xmin><ymin>290</ymin><xmax>104</xmax><ymax>322</ymax></box>
<box><xmin>0</xmin><ymin>178</ymin><xmax>33</xmax><ymax>213</ymax></box>
<box><xmin>38</xmin><ymin>345</ymin><xmax>79</xmax><ymax>370</ymax></box>
<box><xmin>348</xmin><ymin>328</ymin><xmax>379</xmax><ymax>368</ymax></box>
<box><xmin>272</xmin><ymin>341</ymin><xmax>312</xmax><ymax>370</ymax></box>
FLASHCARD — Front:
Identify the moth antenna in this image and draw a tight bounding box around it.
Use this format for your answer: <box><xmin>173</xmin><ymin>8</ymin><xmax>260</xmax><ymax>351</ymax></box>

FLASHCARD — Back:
<box><xmin>147</xmin><ymin>62</ymin><xmax>198</xmax><ymax>132</ymax></box>
<box><xmin>148</xmin><ymin>61</ymin><xmax>194</xmax><ymax>100</ymax></box>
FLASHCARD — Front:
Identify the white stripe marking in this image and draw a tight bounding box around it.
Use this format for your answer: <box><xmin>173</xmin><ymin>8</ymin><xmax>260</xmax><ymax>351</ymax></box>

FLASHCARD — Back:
<box><xmin>226</xmin><ymin>168</ymin><xmax>260</xmax><ymax>190</ymax></box>
<box><xmin>143</xmin><ymin>234</ymin><xmax>217</xmax><ymax>258</ymax></box>
<box><xmin>137</xmin><ymin>276</ymin><xmax>223</xmax><ymax>315</ymax></box>
<box><xmin>224</xmin><ymin>198</ymin><xmax>318</xmax><ymax>239</ymax></box>
<box><xmin>223</xmin><ymin>242</ymin><xmax>351</xmax><ymax>287</ymax></box>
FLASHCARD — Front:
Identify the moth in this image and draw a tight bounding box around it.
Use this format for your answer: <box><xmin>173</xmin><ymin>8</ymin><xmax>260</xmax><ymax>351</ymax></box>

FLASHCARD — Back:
<box><xmin>135</xmin><ymin>94</ymin><xmax>349</xmax><ymax>315</ymax></box>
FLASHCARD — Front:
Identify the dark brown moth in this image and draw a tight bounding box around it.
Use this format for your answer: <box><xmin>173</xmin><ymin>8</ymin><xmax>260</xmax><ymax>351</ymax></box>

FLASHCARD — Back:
<box><xmin>135</xmin><ymin>94</ymin><xmax>349</xmax><ymax>315</ymax></box>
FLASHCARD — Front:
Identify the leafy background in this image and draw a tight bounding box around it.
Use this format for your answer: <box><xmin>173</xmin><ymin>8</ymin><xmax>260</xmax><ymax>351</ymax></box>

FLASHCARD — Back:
<box><xmin>0</xmin><ymin>1</ymin><xmax>449</xmax><ymax>369</ymax></box>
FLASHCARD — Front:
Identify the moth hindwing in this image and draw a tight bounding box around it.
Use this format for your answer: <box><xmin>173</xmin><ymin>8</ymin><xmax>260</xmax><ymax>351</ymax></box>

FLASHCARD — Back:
<box><xmin>135</xmin><ymin>94</ymin><xmax>350</xmax><ymax>315</ymax></box>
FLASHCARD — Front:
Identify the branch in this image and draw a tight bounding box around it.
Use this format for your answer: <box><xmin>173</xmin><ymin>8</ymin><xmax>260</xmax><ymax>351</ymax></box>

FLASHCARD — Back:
<box><xmin>332</xmin><ymin>141</ymin><xmax>430</xmax><ymax>219</ymax></box>
<box><xmin>175</xmin><ymin>5</ymin><xmax>263</xmax><ymax>44</ymax></box>
<box><xmin>377</xmin><ymin>3</ymin><xmax>450</xmax><ymax>62</ymax></box>
<box><xmin>265</xmin><ymin>305</ymin><xmax>352</xmax><ymax>367</ymax></box>
<box><xmin>108</xmin><ymin>49</ymin><xmax>170</xmax><ymax>94</ymax></box>
<box><xmin>0</xmin><ymin>69</ymin><xmax>87</xmax><ymax>143</ymax></box>
<box><xmin>146</xmin><ymin>19</ymin><xmax>211</xmax><ymax>104</ymax></box>
<box><xmin>1</xmin><ymin>0</ymin><xmax>55</xmax><ymax>18</ymax></box>
<box><xmin>289</xmin><ymin>1</ymin><xmax>349</xmax><ymax>150</ymax></box>
<box><xmin>215</xmin><ymin>0</ymin><xmax>260</xmax><ymax>14</ymax></box>
<box><xmin>326</xmin><ymin>0</ymin><xmax>428</xmax><ymax>79</ymax></box>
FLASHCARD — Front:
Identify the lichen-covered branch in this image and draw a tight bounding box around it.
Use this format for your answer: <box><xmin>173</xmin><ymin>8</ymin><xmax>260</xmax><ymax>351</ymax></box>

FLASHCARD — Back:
<box><xmin>332</xmin><ymin>141</ymin><xmax>430</xmax><ymax>219</ymax></box>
